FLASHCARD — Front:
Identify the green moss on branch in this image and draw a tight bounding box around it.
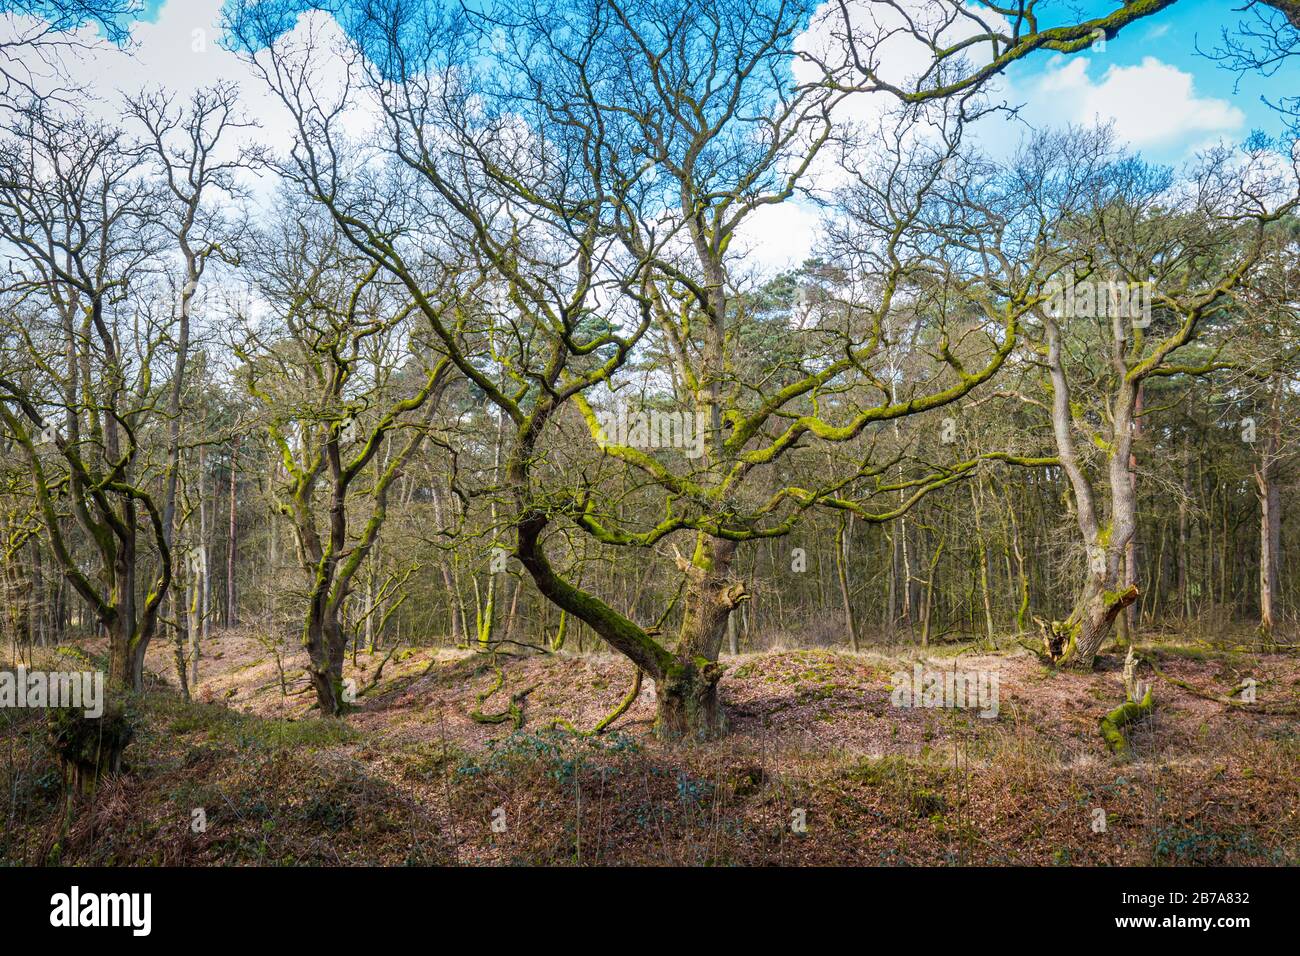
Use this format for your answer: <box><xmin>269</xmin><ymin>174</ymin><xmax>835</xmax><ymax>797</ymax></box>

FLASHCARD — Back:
<box><xmin>1098</xmin><ymin>687</ymin><xmax>1155</xmax><ymax>758</ymax></box>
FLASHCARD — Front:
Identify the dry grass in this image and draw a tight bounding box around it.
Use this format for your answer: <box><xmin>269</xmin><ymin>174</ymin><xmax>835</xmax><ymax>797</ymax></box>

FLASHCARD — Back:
<box><xmin>2</xmin><ymin>629</ymin><xmax>1297</xmax><ymax>865</ymax></box>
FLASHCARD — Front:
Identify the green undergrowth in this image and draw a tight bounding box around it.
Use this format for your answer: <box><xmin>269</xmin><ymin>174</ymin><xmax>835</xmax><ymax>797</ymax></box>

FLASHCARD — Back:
<box><xmin>157</xmin><ymin>696</ymin><xmax>359</xmax><ymax>752</ymax></box>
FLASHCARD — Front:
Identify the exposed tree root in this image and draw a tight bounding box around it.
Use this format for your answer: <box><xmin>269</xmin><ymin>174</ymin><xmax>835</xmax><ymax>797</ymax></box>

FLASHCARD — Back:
<box><xmin>1019</xmin><ymin>630</ymin><xmax>1056</xmax><ymax>664</ymax></box>
<box><xmin>1135</xmin><ymin>649</ymin><xmax>1300</xmax><ymax>715</ymax></box>
<box><xmin>357</xmin><ymin>642</ymin><xmax>403</xmax><ymax>698</ymax></box>
<box><xmin>1098</xmin><ymin>686</ymin><xmax>1155</xmax><ymax>758</ymax></box>
<box><xmin>549</xmin><ymin>667</ymin><xmax>644</xmax><ymax>736</ymax></box>
<box><xmin>593</xmin><ymin>668</ymin><xmax>643</xmax><ymax>733</ymax></box>
<box><xmin>1033</xmin><ymin>615</ymin><xmax>1072</xmax><ymax>663</ymax></box>
<box><xmin>469</xmin><ymin>660</ymin><xmax>537</xmax><ymax>729</ymax></box>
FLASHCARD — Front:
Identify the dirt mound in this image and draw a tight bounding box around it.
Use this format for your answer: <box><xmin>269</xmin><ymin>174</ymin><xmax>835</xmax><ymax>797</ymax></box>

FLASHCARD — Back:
<box><xmin>4</xmin><ymin>634</ymin><xmax>1297</xmax><ymax>865</ymax></box>
<box><xmin>131</xmin><ymin>629</ymin><xmax>1300</xmax><ymax>766</ymax></box>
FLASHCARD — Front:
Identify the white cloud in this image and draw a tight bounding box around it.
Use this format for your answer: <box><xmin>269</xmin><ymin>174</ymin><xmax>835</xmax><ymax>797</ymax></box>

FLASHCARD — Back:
<box><xmin>6</xmin><ymin>0</ymin><xmax>1251</xmax><ymax>282</ymax></box>
<box><xmin>1032</xmin><ymin>55</ymin><xmax>1243</xmax><ymax>148</ymax></box>
<box><xmin>740</xmin><ymin>0</ymin><xmax>1015</xmax><ymax>272</ymax></box>
<box><xmin>792</xmin><ymin>0</ymin><xmax>1011</xmax><ymax>185</ymax></box>
<box><xmin>3</xmin><ymin>0</ymin><xmax>375</xmax><ymax>190</ymax></box>
<box><xmin>732</xmin><ymin>200</ymin><xmax>821</xmax><ymax>276</ymax></box>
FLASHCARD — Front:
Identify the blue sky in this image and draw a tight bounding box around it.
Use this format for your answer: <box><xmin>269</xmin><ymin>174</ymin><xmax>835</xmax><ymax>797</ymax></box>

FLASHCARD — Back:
<box><xmin>68</xmin><ymin>0</ymin><xmax>1298</xmax><ymax>270</ymax></box>
<box><xmin>1001</xmin><ymin>0</ymin><xmax>1299</xmax><ymax>158</ymax></box>
<box><xmin>120</xmin><ymin>0</ymin><xmax>1296</xmax><ymax>150</ymax></box>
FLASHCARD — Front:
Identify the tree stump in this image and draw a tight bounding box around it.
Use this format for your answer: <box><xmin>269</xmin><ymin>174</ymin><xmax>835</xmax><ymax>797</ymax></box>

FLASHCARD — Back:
<box><xmin>46</xmin><ymin>699</ymin><xmax>134</xmax><ymax>798</ymax></box>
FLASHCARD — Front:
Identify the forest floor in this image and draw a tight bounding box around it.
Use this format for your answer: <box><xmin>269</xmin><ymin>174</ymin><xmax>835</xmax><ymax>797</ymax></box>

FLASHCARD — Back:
<box><xmin>2</xmin><ymin>627</ymin><xmax>1298</xmax><ymax>865</ymax></box>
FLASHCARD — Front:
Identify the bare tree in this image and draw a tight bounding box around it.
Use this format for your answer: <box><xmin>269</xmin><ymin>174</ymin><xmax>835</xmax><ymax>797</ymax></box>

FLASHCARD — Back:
<box><xmin>0</xmin><ymin>104</ymin><xmax>170</xmax><ymax>690</ymax></box>
<box><xmin>236</xmin><ymin>197</ymin><xmax>453</xmax><ymax>715</ymax></box>
<box><xmin>1019</xmin><ymin>132</ymin><xmax>1298</xmax><ymax>667</ymax></box>
<box><xmin>127</xmin><ymin>80</ymin><xmax>251</xmax><ymax>695</ymax></box>
<box><xmin>230</xmin><ymin>0</ymin><xmax>1058</xmax><ymax>737</ymax></box>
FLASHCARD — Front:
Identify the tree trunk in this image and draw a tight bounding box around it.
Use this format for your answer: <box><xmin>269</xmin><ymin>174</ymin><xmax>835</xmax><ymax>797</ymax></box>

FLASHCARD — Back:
<box><xmin>654</xmin><ymin>656</ymin><xmax>726</xmax><ymax>740</ymax></box>
<box><xmin>502</xmin><ymin>574</ymin><xmax>521</xmax><ymax>644</ymax></box>
<box><xmin>171</xmin><ymin>575</ymin><xmax>190</xmax><ymax>702</ymax></box>
<box><xmin>430</xmin><ymin>483</ymin><xmax>463</xmax><ymax>644</ymax></box>
<box><xmin>1059</xmin><ymin>574</ymin><xmax>1139</xmax><ymax>669</ymax></box>
<box><xmin>187</xmin><ymin>549</ymin><xmax>203</xmax><ymax>688</ymax></box>
<box><xmin>1121</xmin><ymin>384</ymin><xmax>1143</xmax><ymax>637</ymax></box>
<box><xmin>552</xmin><ymin>608</ymin><xmax>569</xmax><ymax>651</ymax></box>
<box><xmin>227</xmin><ymin>436</ymin><xmax>239</xmax><ymax>627</ymax></box>
<box><xmin>1256</xmin><ymin>468</ymin><xmax>1281</xmax><ymax>636</ymax></box>
<box><xmin>107</xmin><ymin>616</ymin><xmax>148</xmax><ymax>693</ymax></box>
<box><xmin>970</xmin><ymin>480</ymin><xmax>995</xmax><ymax>643</ymax></box>
<box><xmin>885</xmin><ymin>531</ymin><xmax>898</xmax><ymax>635</ymax></box>
<box><xmin>1178</xmin><ymin>448</ymin><xmax>1191</xmax><ymax>621</ymax></box>
<box><xmin>1040</xmin><ymin>313</ymin><xmax>1141</xmax><ymax>671</ymax></box>
<box><xmin>919</xmin><ymin>534</ymin><xmax>944</xmax><ymax>647</ymax></box>
<box><xmin>161</xmin><ymin>262</ymin><xmax>194</xmax><ymax>697</ymax></box>
<box><xmin>304</xmin><ymin>597</ymin><xmax>347</xmax><ymax>716</ymax></box>
<box><xmin>192</xmin><ymin>445</ymin><xmax>207</xmax><ymax>688</ymax></box>
<box><xmin>1254</xmin><ymin>376</ymin><xmax>1283</xmax><ymax>638</ymax></box>
<box><xmin>834</xmin><ymin>514</ymin><xmax>859</xmax><ymax>652</ymax></box>
<box><xmin>226</xmin><ymin>439</ymin><xmax>239</xmax><ymax>629</ymax></box>
<box><xmin>655</xmin><ymin>536</ymin><xmax>745</xmax><ymax>739</ymax></box>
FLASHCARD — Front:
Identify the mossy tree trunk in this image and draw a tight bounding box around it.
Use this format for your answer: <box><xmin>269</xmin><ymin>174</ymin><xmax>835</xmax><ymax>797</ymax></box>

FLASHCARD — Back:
<box><xmin>267</xmin><ymin>346</ymin><xmax>450</xmax><ymax>718</ymax></box>
<box><xmin>303</xmin><ymin>587</ymin><xmax>348</xmax><ymax>716</ymax></box>
<box><xmin>654</xmin><ymin>657</ymin><xmax>726</xmax><ymax>740</ymax></box>
<box><xmin>1041</xmin><ymin>314</ymin><xmax>1142</xmax><ymax>671</ymax></box>
<box><xmin>103</xmin><ymin>523</ymin><xmax>162</xmax><ymax>693</ymax></box>
<box><xmin>656</xmin><ymin>536</ymin><xmax>747</xmax><ymax>739</ymax></box>
<box><xmin>1053</xmin><ymin>572</ymin><xmax>1139</xmax><ymax>669</ymax></box>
